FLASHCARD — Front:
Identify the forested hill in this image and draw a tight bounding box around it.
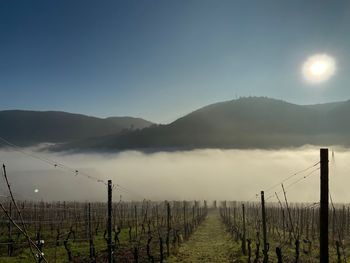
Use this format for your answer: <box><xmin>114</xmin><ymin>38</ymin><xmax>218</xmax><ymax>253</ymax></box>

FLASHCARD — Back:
<box><xmin>53</xmin><ymin>97</ymin><xmax>350</xmax><ymax>151</ymax></box>
<box><xmin>0</xmin><ymin>110</ymin><xmax>153</xmax><ymax>146</ymax></box>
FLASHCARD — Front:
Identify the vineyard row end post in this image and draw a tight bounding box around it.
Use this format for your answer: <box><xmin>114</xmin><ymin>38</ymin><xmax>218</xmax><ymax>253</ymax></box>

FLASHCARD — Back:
<box><xmin>261</xmin><ymin>191</ymin><xmax>268</xmax><ymax>263</ymax></box>
<box><xmin>107</xmin><ymin>180</ymin><xmax>113</xmax><ymax>263</ymax></box>
<box><xmin>320</xmin><ymin>148</ymin><xmax>329</xmax><ymax>263</ymax></box>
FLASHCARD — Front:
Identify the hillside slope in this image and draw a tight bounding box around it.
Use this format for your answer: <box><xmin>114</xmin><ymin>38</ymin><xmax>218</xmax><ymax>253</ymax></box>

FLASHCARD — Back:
<box><xmin>54</xmin><ymin>97</ymin><xmax>350</xmax><ymax>151</ymax></box>
<box><xmin>0</xmin><ymin>110</ymin><xmax>153</xmax><ymax>146</ymax></box>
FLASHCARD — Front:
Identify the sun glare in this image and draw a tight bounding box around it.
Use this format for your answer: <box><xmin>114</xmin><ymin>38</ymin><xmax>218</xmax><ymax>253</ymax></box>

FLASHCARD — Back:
<box><xmin>302</xmin><ymin>53</ymin><xmax>336</xmax><ymax>84</ymax></box>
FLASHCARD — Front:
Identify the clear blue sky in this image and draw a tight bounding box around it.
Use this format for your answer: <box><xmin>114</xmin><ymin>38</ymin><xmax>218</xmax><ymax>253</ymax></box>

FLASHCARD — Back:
<box><xmin>1</xmin><ymin>0</ymin><xmax>350</xmax><ymax>123</ymax></box>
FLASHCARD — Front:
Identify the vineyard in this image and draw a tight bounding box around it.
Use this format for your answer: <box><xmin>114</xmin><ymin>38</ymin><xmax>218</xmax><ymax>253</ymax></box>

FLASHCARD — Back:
<box><xmin>0</xmin><ymin>148</ymin><xmax>346</xmax><ymax>262</ymax></box>
<box><xmin>220</xmin><ymin>201</ymin><xmax>348</xmax><ymax>263</ymax></box>
<box><xmin>0</xmin><ymin>199</ymin><xmax>208</xmax><ymax>262</ymax></box>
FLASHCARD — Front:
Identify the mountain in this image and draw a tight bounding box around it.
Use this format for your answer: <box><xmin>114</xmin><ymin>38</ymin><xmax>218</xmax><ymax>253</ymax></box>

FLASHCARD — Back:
<box><xmin>0</xmin><ymin>110</ymin><xmax>153</xmax><ymax>146</ymax></box>
<box><xmin>53</xmin><ymin>97</ymin><xmax>350</xmax><ymax>151</ymax></box>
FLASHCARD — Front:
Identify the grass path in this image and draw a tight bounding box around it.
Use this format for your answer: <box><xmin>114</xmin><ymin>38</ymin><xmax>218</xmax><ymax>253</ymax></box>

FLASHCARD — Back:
<box><xmin>168</xmin><ymin>210</ymin><xmax>238</xmax><ymax>263</ymax></box>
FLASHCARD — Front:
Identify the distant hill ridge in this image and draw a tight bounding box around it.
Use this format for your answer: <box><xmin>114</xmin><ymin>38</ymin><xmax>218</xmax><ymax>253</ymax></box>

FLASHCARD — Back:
<box><xmin>52</xmin><ymin>97</ymin><xmax>350</xmax><ymax>151</ymax></box>
<box><xmin>0</xmin><ymin>110</ymin><xmax>153</xmax><ymax>146</ymax></box>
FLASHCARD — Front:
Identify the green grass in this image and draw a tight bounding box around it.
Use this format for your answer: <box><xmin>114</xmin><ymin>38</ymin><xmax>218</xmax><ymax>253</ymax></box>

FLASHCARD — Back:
<box><xmin>168</xmin><ymin>211</ymin><xmax>244</xmax><ymax>263</ymax></box>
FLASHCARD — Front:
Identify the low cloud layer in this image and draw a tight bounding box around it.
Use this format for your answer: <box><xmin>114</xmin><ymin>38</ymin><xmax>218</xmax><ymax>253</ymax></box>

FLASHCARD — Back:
<box><xmin>0</xmin><ymin>147</ymin><xmax>348</xmax><ymax>203</ymax></box>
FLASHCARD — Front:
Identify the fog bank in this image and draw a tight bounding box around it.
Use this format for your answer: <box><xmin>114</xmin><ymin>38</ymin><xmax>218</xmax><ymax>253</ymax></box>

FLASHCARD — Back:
<box><xmin>0</xmin><ymin>147</ymin><xmax>348</xmax><ymax>203</ymax></box>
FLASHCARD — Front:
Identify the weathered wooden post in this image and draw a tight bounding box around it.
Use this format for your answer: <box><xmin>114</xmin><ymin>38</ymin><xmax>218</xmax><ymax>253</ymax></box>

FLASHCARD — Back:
<box><xmin>320</xmin><ymin>148</ymin><xmax>329</xmax><ymax>263</ymax></box>
<box><xmin>261</xmin><ymin>191</ymin><xmax>268</xmax><ymax>263</ymax></box>
<box><xmin>107</xmin><ymin>180</ymin><xmax>113</xmax><ymax>263</ymax></box>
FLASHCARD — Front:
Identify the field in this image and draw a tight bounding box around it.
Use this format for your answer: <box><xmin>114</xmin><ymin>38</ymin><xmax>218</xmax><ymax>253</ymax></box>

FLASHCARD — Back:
<box><xmin>220</xmin><ymin>201</ymin><xmax>348</xmax><ymax>263</ymax></box>
<box><xmin>0</xmin><ymin>200</ymin><xmax>208</xmax><ymax>262</ymax></box>
<box><xmin>0</xmin><ymin>148</ymin><xmax>344</xmax><ymax>262</ymax></box>
<box><xmin>0</xmin><ymin>199</ymin><xmax>348</xmax><ymax>262</ymax></box>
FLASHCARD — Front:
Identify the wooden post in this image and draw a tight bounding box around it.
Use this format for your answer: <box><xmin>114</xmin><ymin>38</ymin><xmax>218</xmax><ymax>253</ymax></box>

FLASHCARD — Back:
<box><xmin>159</xmin><ymin>237</ymin><xmax>164</xmax><ymax>263</ymax></box>
<box><xmin>107</xmin><ymin>180</ymin><xmax>113</xmax><ymax>263</ymax></box>
<box><xmin>166</xmin><ymin>202</ymin><xmax>171</xmax><ymax>257</ymax></box>
<box><xmin>7</xmin><ymin>202</ymin><xmax>12</xmax><ymax>256</ymax></box>
<box><xmin>156</xmin><ymin>204</ymin><xmax>159</xmax><ymax>227</ymax></box>
<box><xmin>342</xmin><ymin>205</ymin><xmax>345</xmax><ymax>240</ymax></box>
<box><xmin>261</xmin><ymin>191</ymin><xmax>268</xmax><ymax>263</ymax></box>
<box><xmin>228</xmin><ymin>207</ymin><xmax>231</xmax><ymax>225</ymax></box>
<box><xmin>183</xmin><ymin>201</ymin><xmax>187</xmax><ymax>239</ymax></box>
<box><xmin>34</xmin><ymin>203</ymin><xmax>37</xmax><ymax>234</ymax></box>
<box><xmin>276</xmin><ymin>247</ymin><xmax>282</xmax><ymax>263</ymax></box>
<box><xmin>233</xmin><ymin>206</ymin><xmax>236</xmax><ymax>226</ymax></box>
<box><xmin>88</xmin><ymin>203</ymin><xmax>95</xmax><ymax>260</ymax></box>
<box><xmin>167</xmin><ymin>202</ymin><xmax>171</xmax><ymax>231</ymax></box>
<box><xmin>347</xmin><ymin>207</ymin><xmax>350</xmax><ymax>237</ymax></box>
<box><xmin>282</xmin><ymin>209</ymin><xmax>286</xmax><ymax>240</ymax></box>
<box><xmin>242</xmin><ymin>204</ymin><xmax>246</xmax><ymax>255</ymax></box>
<box><xmin>134</xmin><ymin>205</ymin><xmax>138</xmax><ymax>239</ymax></box>
<box><xmin>320</xmin><ymin>148</ymin><xmax>329</xmax><ymax>263</ymax></box>
<box><xmin>192</xmin><ymin>205</ymin><xmax>195</xmax><ymax>225</ymax></box>
<box><xmin>85</xmin><ymin>204</ymin><xmax>89</xmax><ymax>239</ymax></box>
<box><xmin>63</xmin><ymin>201</ymin><xmax>66</xmax><ymax>221</ymax></box>
<box><xmin>332</xmin><ymin>209</ymin><xmax>335</xmax><ymax>242</ymax></box>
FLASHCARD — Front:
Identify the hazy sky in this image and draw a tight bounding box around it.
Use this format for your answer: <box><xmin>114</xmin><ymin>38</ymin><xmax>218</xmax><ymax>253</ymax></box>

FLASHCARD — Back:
<box><xmin>1</xmin><ymin>0</ymin><xmax>350</xmax><ymax>123</ymax></box>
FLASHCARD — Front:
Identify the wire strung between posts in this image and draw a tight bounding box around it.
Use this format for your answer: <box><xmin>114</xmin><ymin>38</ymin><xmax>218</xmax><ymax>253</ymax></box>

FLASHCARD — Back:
<box><xmin>247</xmin><ymin>162</ymin><xmax>320</xmax><ymax>202</ymax></box>
<box><xmin>0</xmin><ymin>136</ymin><xmax>104</xmax><ymax>182</ymax></box>
<box><xmin>265</xmin><ymin>167</ymin><xmax>320</xmax><ymax>201</ymax></box>
<box><xmin>0</xmin><ymin>135</ymin><xmax>148</xmax><ymax>200</ymax></box>
<box><xmin>114</xmin><ymin>184</ymin><xmax>146</xmax><ymax>200</ymax></box>
<box><xmin>264</xmin><ymin>161</ymin><xmax>320</xmax><ymax>194</ymax></box>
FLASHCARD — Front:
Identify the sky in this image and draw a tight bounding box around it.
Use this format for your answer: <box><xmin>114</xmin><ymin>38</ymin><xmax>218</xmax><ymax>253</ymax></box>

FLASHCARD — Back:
<box><xmin>1</xmin><ymin>0</ymin><xmax>350</xmax><ymax>123</ymax></box>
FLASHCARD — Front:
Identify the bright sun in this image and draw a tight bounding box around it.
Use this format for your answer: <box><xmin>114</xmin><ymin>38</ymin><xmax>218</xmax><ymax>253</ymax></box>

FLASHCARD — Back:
<box><xmin>302</xmin><ymin>53</ymin><xmax>336</xmax><ymax>84</ymax></box>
